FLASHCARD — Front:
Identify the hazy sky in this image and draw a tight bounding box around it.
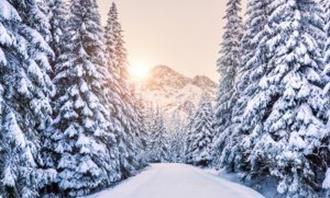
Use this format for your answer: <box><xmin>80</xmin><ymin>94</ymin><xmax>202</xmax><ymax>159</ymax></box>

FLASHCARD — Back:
<box><xmin>97</xmin><ymin>0</ymin><xmax>245</xmax><ymax>81</ymax></box>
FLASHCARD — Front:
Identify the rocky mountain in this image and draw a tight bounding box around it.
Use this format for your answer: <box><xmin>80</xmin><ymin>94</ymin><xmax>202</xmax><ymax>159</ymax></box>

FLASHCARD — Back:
<box><xmin>138</xmin><ymin>65</ymin><xmax>217</xmax><ymax>124</ymax></box>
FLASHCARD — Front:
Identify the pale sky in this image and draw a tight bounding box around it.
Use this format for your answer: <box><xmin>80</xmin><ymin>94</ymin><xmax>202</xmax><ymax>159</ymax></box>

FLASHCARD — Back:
<box><xmin>97</xmin><ymin>0</ymin><xmax>246</xmax><ymax>81</ymax></box>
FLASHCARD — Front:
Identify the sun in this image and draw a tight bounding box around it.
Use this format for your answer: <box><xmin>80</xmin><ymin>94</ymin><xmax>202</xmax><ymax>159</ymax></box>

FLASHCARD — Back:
<box><xmin>128</xmin><ymin>62</ymin><xmax>151</xmax><ymax>82</ymax></box>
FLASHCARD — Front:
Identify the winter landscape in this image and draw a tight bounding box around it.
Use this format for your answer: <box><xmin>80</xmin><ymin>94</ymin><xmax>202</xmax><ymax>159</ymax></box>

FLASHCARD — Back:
<box><xmin>0</xmin><ymin>0</ymin><xmax>329</xmax><ymax>198</ymax></box>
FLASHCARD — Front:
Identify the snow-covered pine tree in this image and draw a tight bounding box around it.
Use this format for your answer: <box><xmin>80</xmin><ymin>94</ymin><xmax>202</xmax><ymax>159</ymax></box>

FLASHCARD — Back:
<box><xmin>186</xmin><ymin>95</ymin><xmax>214</xmax><ymax>167</ymax></box>
<box><xmin>322</xmin><ymin>4</ymin><xmax>330</xmax><ymax>98</ymax></box>
<box><xmin>38</xmin><ymin>0</ymin><xmax>67</xmax><ymax>157</ymax></box>
<box><xmin>211</xmin><ymin>0</ymin><xmax>243</xmax><ymax>167</ymax></box>
<box><xmin>0</xmin><ymin>0</ymin><xmax>55</xmax><ymax>197</ymax></box>
<box><xmin>148</xmin><ymin>107</ymin><xmax>169</xmax><ymax>163</ymax></box>
<box><xmin>321</xmin><ymin>1</ymin><xmax>330</xmax><ymax>195</ymax></box>
<box><xmin>104</xmin><ymin>2</ymin><xmax>145</xmax><ymax>180</ymax></box>
<box><xmin>232</xmin><ymin>0</ymin><xmax>270</xmax><ymax>123</ymax></box>
<box><xmin>239</xmin><ymin>0</ymin><xmax>327</xmax><ymax>196</ymax></box>
<box><xmin>105</xmin><ymin>2</ymin><xmax>128</xmax><ymax>80</ymax></box>
<box><xmin>47</xmin><ymin>0</ymin><xmax>67</xmax><ymax>63</ymax></box>
<box><xmin>168</xmin><ymin>131</ymin><xmax>186</xmax><ymax>163</ymax></box>
<box><xmin>37</xmin><ymin>1</ymin><xmax>72</xmax><ymax>196</ymax></box>
<box><xmin>185</xmin><ymin>108</ymin><xmax>198</xmax><ymax>165</ymax></box>
<box><xmin>168</xmin><ymin>111</ymin><xmax>186</xmax><ymax>163</ymax></box>
<box><xmin>130</xmin><ymin>88</ymin><xmax>149</xmax><ymax>164</ymax></box>
<box><xmin>49</xmin><ymin>0</ymin><xmax>118</xmax><ymax>196</ymax></box>
<box><xmin>212</xmin><ymin>0</ymin><xmax>271</xmax><ymax>171</ymax></box>
<box><xmin>141</xmin><ymin>102</ymin><xmax>158</xmax><ymax>162</ymax></box>
<box><xmin>33</xmin><ymin>0</ymin><xmax>52</xmax><ymax>43</ymax></box>
<box><xmin>184</xmin><ymin>108</ymin><xmax>198</xmax><ymax>164</ymax></box>
<box><xmin>322</xmin><ymin>0</ymin><xmax>330</xmax><ymax>95</ymax></box>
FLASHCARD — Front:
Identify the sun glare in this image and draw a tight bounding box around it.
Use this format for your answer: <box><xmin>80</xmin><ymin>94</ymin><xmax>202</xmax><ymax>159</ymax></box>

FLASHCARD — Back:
<box><xmin>128</xmin><ymin>62</ymin><xmax>151</xmax><ymax>82</ymax></box>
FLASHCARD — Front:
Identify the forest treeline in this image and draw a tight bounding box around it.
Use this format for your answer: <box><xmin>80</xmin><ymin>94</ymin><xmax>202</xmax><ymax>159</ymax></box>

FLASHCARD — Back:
<box><xmin>0</xmin><ymin>0</ymin><xmax>329</xmax><ymax>198</ymax></box>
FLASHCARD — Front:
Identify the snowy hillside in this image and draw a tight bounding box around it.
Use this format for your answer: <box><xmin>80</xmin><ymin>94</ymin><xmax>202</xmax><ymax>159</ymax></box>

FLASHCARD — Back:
<box><xmin>138</xmin><ymin>65</ymin><xmax>217</xmax><ymax>122</ymax></box>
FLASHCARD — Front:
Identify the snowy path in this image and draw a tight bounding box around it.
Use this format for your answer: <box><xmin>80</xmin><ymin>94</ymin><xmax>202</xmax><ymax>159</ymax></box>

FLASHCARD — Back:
<box><xmin>85</xmin><ymin>163</ymin><xmax>264</xmax><ymax>198</ymax></box>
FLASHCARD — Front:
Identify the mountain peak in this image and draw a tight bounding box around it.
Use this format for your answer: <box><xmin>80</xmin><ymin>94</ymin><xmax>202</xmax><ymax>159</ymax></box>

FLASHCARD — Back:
<box><xmin>138</xmin><ymin>65</ymin><xmax>216</xmax><ymax>124</ymax></box>
<box><xmin>192</xmin><ymin>75</ymin><xmax>217</xmax><ymax>89</ymax></box>
<box><xmin>147</xmin><ymin>65</ymin><xmax>216</xmax><ymax>90</ymax></box>
<box><xmin>146</xmin><ymin>65</ymin><xmax>191</xmax><ymax>90</ymax></box>
<box><xmin>151</xmin><ymin>65</ymin><xmax>176</xmax><ymax>74</ymax></box>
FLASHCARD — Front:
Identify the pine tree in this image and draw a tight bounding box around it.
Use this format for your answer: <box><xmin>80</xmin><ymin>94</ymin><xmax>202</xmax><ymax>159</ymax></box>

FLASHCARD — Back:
<box><xmin>168</xmin><ymin>111</ymin><xmax>185</xmax><ymax>163</ymax></box>
<box><xmin>49</xmin><ymin>0</ymin><xmax>118</xmax><ymax>196</ymax></box>
<box><xmin>38</xmin><ymin>0</ymin><xmax>67</xmax><ymax>167</ymax></box>
<box><xmin>132</xmin><ymin>92</ymin><xmax>149</xmax><ymax>163</ymax></box>
<box><xmin>186</xmin><ymin>96</ymin><xmax>214</xmax><ymax>167</ymax></box>
<box><xmin>233</xmin><ymin>0</ymin><xmax>270</xmax><ymax>122</ymax></box>
<box><xmin>238</xmin><ymin>0</ymin><xmax>327</xmax><ymax>196</ymax></box>
<box><xmin>35</xmin><ymin>0</ymin><xmax>66</xmax><ymax>170</ymax></box>
<box><xmin>214</xmin><ymin>0</ymin><xmax>242</xmax><ymax>133</ymax></box>
<box><xmin>37</xmin><ymin>1</ymin><xmax>73</xmax><ymax>196</ymax></box>
<box><xmin>34</xmin><ymin>0</ymin><xmax>52</xmax><ymax>43</ymax></box>
<box><xmin>323</xmin><ymin>0</ymin><xmax>330</xmax><ymax>80</ymax></box>
<box><xmin>212</xmin><ymin>0</ymin><xmax>271</xmax><ymax>171</ymax></box>
<box><xmin>211</xmin><ymin>0</ymin><xmax>243</xmax><ymax>168</ymax></box>
<box><xmin>105</xmin><ymin>2</ymin><xmax>128</xmax><ymax>81</ymax></box>
<box><xmin>142</xmin><ymin>102</ymin><xmax>158</xmax><ymax>162</ymax></box>
<box><xmin>48</xmin><ymin>0</ymin><xmax>67</xmax><ymax>62</ymax></box>
<box><xmin>0</xmin><ymin>0</ymin><xmax>54</xmax><ymax>197</ymax></box>
<box><xmin>148</xmin><ymin>107</ymin><xmax>169</xmax><ymax>163</ymax></box>
<box><xmin>168</xmin><ymin>131</ymin><xmax>186</xmax><ymax>163</ymax></box>
<box><xmin>321</xmin><ymin>0</ymin><xmax>330</xmax><ymax>124</ymax></box>
<box><xmin>321</xmin><ymin>1</ymin><xmax>330</xmax><ymax>194</ymax></box>
<box><xmin>104</xmin><ymin>2</ymin><xmax>145</xmax><ymax>180</ymax></box>
<box><xmin>184</xmin><ymin>108</ymin><xmax>198</xmax><ymax>164</ymax></box>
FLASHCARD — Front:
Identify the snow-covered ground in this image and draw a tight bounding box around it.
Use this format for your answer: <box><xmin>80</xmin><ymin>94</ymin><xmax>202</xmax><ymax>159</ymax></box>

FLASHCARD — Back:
<box><xmin>85</xmin><ymin>163</ymin><xmax>264</xmax><ymax>198</ymax></box>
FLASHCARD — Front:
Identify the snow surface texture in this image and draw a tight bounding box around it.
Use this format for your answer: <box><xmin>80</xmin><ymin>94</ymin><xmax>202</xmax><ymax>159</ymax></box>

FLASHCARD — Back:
<box><xmin>85</xmin><ymin>163</ymin><xmax>264</xmax><ymax>198</ymax></box>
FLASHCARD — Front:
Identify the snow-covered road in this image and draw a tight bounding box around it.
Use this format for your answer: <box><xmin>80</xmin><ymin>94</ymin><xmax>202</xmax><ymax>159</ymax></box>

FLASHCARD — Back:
<box><xmin>86</xmin><ymin>163</ymin><xmax>264</xmax><ymax>198</ymax></box>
